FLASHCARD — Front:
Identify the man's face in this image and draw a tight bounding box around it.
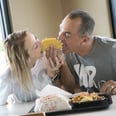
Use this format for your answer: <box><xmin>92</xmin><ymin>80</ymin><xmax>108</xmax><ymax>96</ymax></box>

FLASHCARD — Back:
<box><xmin>58</xmin><ymin>17</ymin><xmax>83</xmax><ymax>54</ymax></box>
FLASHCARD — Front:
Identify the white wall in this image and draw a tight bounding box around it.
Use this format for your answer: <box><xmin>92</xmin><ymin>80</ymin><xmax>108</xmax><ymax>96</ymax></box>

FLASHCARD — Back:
<box><xmin>8</xmin><ymin>0</ymin><xmax>63</xmax><ymax>40</ymax></box>
<box><xmin>8</xmin><ymin>0</ymin><xmax>113</xmax><ymax>39</ymax></box>
<box><xmin>61</xmin><ymin>0</ymin><xmax>113</xmax><ymax>37</ymax></box>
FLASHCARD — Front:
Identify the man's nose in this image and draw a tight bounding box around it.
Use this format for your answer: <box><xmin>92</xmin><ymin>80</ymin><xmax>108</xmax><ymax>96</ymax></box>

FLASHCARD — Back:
<box><xmin>58</xmin><ymin>34</ymin><xmax>64</xmax><ymax>41</ymax></box>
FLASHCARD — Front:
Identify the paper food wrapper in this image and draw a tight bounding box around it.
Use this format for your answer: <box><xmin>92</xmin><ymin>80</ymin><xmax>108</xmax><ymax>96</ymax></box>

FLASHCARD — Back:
<box><xmin>35</xmin><ymin>84</ymin><xmax>72</xmax><ymax>98</ymax></box>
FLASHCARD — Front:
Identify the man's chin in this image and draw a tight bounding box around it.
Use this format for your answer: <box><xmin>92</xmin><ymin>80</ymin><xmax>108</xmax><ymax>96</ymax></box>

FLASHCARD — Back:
<box><xmin>62</xmin><ymin>49</ymin><xmax>70</xmax><ymax>54</ymax></box>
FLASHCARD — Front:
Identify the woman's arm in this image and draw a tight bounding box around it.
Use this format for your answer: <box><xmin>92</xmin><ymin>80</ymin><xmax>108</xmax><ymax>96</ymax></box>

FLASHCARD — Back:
<box><xmin>45</xmin><ymin>55</ymin><xmax>62</xmax><ymax>88</ymax></box>
<box><xmin>45</xmin><ymin>46</ymin><xmax>77</xmax><ymax>93</ymax></box>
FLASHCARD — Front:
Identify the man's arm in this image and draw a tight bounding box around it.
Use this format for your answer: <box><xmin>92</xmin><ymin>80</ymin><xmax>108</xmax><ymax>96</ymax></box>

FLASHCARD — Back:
<box><xmin>60</xmin><ymin>61</ymin><xmax>77</xmax><ymax>93</ymax></box>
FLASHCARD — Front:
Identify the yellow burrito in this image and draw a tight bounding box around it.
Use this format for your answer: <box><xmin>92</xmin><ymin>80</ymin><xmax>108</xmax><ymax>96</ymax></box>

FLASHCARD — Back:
<box><xmin>42</xmin><ymin>38</ymin><xmax>62</xmax><ymax>51</ymax></box>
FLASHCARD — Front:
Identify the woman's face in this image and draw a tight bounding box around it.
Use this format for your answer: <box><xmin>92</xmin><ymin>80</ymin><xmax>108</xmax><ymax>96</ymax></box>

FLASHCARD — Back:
<box><xmin>25</xmin><ymin>32</ymin><xmax>43</xmax><ymax>64</ymax></box>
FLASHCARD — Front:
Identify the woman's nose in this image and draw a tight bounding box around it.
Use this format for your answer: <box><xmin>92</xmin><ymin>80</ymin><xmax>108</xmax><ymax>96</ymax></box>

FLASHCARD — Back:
<box><xmin>37</xmin><ymin>40</ymin><xmax>42</xmax><ymax>47</ymax></box>
<box><xmin>39</xmin><ymin>41</ymin><xmax>42</xmax><ymax>47</ymax></box>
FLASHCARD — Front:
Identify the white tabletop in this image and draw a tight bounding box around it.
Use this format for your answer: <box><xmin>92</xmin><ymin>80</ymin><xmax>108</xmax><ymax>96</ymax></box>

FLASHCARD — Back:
<box><xmin>0</xmin><ymin>95</ymin><xmax>116</xmax><ymax>116</ymax></box>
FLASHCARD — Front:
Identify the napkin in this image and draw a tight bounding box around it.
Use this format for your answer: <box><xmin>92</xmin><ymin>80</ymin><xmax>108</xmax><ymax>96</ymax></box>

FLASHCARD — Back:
<box><xmin>36</xmin><ymin>84</ymin><xmax>72</xmax><ymax>98</ymax></box>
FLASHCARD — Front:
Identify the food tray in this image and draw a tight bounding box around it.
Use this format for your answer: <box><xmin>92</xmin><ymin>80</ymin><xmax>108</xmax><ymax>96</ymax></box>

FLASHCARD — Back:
<box><xmin>28</xmin><ymin>94</ymin><xmax>112</xmax><ymax>116</ymax></box>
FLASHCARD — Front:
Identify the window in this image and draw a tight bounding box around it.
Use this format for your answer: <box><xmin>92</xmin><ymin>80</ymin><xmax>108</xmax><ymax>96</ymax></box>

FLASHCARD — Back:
<box><xmin>0</xmin><ymin>0</ymin><xmax>12</xmax><ymax>73</ymax></box>
<box><xmin>109</xmin><ymin>0</ymin><xmax>116</xmax><ymax>38</ymax></box>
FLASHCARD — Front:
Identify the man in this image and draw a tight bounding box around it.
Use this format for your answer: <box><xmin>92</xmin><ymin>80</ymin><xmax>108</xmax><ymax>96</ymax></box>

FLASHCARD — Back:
<box><xmin>58</xmin><ymin>9</ymin><xmax>116</xmax><ymax>95</ymax></box>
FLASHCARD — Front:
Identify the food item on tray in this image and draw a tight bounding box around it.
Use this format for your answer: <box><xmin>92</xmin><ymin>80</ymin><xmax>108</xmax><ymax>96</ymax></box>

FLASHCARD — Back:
<box><xmin>34</xmin><ymin>94</ymin><xmax>71</xmax><ymax>112</ymax></box>
<box><xmin>42</xmin><ymin>38</ymin><xmax>62</xmax><ymax>51</ymax></box>
<box><xmin>70</xmin><ymin>92</ymin><xmax>104</xmax><ymax>103</ymax></box>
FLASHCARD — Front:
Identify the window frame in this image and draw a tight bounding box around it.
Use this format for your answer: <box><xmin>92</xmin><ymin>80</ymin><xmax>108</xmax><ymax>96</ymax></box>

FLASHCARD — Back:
<box><xmin>0</xmin><ymin>0</ymin><xmax>12</xmax><ymax>40</ymax></box>
<box><xmin>109</xmin><ymin>0</ymin><xmax>116</xmax><ymax>38</ymax></box>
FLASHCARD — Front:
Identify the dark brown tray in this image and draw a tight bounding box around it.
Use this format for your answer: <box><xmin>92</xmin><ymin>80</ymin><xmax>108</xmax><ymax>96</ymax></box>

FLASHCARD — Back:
<box><xmin>28</xmin><ymin>94</ymin><xmax>112</xmax><ymax>116</ymax></box>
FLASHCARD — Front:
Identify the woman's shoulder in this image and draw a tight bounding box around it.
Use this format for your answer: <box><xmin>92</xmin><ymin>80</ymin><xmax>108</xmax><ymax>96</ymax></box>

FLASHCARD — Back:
<box><xmin>0</xmin><ymin>66</ymin><xmax>11</xmax><ymax>80</ymax></box>
<box><xmin>32</xmin><ymin>55</ymin><xmax>47</xmax><ymax>70</ymax></box>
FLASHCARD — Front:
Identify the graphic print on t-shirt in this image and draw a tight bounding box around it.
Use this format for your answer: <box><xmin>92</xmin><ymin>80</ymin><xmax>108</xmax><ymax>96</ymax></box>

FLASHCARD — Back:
<box><xmin>74</xmin><ymin>64</ymin><xmax>96</xmax><ymax>90</ymax></box>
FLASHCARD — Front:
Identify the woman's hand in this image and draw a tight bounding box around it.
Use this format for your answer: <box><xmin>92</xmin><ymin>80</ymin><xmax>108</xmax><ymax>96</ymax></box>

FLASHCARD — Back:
<box><xmin>47</xmin><ymin>56</ymin><xmax>64</xmax><ymax>78</ymax></box>
<box><xmin>100</xmin><ymin>80</ymin><xmax>116</xmax><ymax>95</ymax></box>
<box><xmin>45</xmin><ymin>46</ymin><xmax>76</xmax><ymax>92</ymax></box>
<box><xmin>45</xmin><ymin>46</ymin><xmax>65</xmax><ymax>78</ymax></box>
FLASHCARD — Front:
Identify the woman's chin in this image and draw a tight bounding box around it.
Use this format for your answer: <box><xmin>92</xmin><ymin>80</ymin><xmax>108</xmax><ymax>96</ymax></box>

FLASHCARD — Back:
<box><xmin>40</xmin><ymin>54</ymin><xmax>43</xmax><ymax>58</ymax></box>
<box><xmin>40</xmin><ymin>51</ymin><xmax>44</xmax><ymax>57</ymax></box>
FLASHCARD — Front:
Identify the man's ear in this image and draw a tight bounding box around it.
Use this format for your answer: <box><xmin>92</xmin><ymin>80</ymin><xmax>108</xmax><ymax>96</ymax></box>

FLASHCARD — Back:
<box><xmin>80</xmin><ymin>36</ymin><xmax>89</xmax><ymax>45</ymax></box>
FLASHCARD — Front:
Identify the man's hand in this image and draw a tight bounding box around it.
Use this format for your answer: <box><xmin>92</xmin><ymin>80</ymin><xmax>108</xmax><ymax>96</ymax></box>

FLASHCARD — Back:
<box><xmin>100</xmin><ymin>80</ymin><xmax>116</xmax><ymax>95</ymax></box>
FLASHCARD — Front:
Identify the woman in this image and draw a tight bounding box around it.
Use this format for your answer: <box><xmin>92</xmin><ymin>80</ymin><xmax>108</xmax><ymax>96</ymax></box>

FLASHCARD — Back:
<box><xmin>0</xmin><ymin>30</ymin><xmax>63</xmax><ymax>105</ymax></box>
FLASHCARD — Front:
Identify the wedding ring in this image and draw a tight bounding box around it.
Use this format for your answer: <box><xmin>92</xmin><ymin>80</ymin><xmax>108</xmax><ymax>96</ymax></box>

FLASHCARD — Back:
<box><xmin>111</xmin><ymin>86</ymin><xmax>114</xmax><ymax>89</ymax></box>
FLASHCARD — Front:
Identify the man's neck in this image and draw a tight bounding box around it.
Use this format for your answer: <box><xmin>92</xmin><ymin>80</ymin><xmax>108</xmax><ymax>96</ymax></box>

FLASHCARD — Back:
<box><xmin>78</xmin><ymin>37</ymin><xmax>95</xmax><ymax>57</ymax></box>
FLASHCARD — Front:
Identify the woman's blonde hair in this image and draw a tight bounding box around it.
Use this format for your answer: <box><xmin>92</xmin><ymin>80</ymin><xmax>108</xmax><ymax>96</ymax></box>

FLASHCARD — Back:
<box><xmin>4</xmin><ymin>30</ymin><xmax>32</xmax><ymax>91</ymax></box>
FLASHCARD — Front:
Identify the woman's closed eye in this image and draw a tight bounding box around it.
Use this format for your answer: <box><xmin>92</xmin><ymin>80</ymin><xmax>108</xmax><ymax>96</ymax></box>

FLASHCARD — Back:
<box><xmin>33</xmin><ymin>42</ymin><xmax>39</xmax><ymax>49</ymax></box>
<box><xmin>33</xmin><ymin>40</ymin><xmax>41</xmax><ymax>49</ymax></box>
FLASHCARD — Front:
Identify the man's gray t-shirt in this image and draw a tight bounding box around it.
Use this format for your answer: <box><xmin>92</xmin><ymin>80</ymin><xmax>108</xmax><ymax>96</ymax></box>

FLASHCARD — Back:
<box><xmin>65</xmin><ymin>36</ymin><xmax>116</xmax><ymax>92</ymax></box>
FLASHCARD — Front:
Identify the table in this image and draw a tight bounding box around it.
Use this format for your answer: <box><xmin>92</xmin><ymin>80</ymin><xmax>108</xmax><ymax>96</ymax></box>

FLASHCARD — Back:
<box><xmin>0</xmin><ymin>95</ymin><xmax>116</xmax><ymax>116</ymax></box>
<box><xmin>0</xmin><ymin>102</ymin><xmax>34</xmax><ymax>116</ymax></box>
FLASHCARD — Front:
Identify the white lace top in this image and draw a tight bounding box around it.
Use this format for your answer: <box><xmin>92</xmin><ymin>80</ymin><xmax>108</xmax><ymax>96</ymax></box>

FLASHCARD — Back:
<box><xmin>0</xmin><ymin>56</ymin><xmax>52</xmax><ymax>105</ymax></box>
